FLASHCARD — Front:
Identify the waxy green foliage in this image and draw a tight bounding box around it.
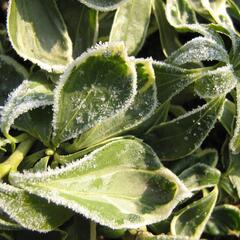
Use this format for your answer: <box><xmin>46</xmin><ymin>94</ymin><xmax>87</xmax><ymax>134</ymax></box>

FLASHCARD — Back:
<box><xmin>0</xmin><ymin>0</ymin><xmax>240</xmax><ymax>239</ymax></box>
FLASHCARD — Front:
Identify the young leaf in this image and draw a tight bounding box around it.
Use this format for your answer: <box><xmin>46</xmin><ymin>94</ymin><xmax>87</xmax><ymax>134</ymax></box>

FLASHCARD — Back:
<box><xmin>206</xmin><ymin>204</ymin><xmax>240</xmax><ymax>237</ymax></box>
<box><xmin>0</xmin><ymin>183</ymin><xmax>72</xmax><ymax>232</ymax></box>
<box><xmin>179</xmin><ymin>163</ymin><xmax>221</xmax><ymax>191</ymax></box>
<box><xmin>166</xmin><ymin>37</ymin><xmax>229</xmax><ymax>66</ymax></box>
<box><xmin>144</xmin><ymin>97</ymin><xmax>225</xmax><ymax>160</ymax></box>
<box><xmin>194</xmin><ymin>65</ymin><xmax>237</xmax><ymax>98</ymax></box>
<box><xmin>58</xmin><ymin>0</ymin><xmax>99</xmax><ymax>58</ymax></box>
<box><xmin>52</xmin><ymin>42</ymin><xmax>137</xmax><ymax>146</ymax></box>
<box><xmin>152</xmin><ymin>0</ymin><xmax>181</xmax><ymax>56</ymax></box>
<box><xmin>110</xmin><ymin>0</ymin><xmax>151</xmax><ymax>55</ymax></box>
<box><xmin>0</xmin><ymin>72</ymin><xmax>53</xmax><ymax>139</ymax></box>
<box><xmin>66</xmin><ymin>58</ymin><xmax>157</xmax><ymax>152</ymax></box>
<box><xmin>7</xmin><ymin>0</ymin><xmax>73</xmax><ymax>73</ymax></box>
<box><xmin>14</xmin><ymin>107</ymin><xmax>53</xmax><ymax>148</ymax></box>
<box><xmin>171</xmin><ymin>187</ymin><xmax>218</xmax><ymax>239</ymax></box>
<box><xmin>0</xmin><ymin>55</ymin><xmax>28</xmax><ymax>106</ymax></box>
<box><xmin>78</xmin><ymin>0</ymin><xmax>127</xmax><ymax>11</ymax></box>
<box><xmin>153</xmin><ymin>61</ymin><xmax>201</xmax><ymax>104</ymax></box>
<box><xmin>10</xmin><ymin>139</ymin><xmax>191</xmax><ymax>229</ymax></box>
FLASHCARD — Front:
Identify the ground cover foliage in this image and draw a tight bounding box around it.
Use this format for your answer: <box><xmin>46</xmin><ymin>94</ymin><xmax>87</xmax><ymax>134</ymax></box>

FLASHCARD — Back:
<box><xmin>0</xmin><ymin>0</ymin><xmax>239</xmax><ymax>239</ymax></box>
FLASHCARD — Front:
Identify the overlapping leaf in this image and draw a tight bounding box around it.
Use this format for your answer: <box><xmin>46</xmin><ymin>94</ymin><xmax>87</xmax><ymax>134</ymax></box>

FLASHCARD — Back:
<box><xmin>66</xmin><ymin>59</ymin><xmax>157</xmax><ymax>152</ymax></box>
<box><xmin>52</xmin><ymin>42</ymin><xmax>137</xmax><ymax>146</ymax></box>
<box><xmin>145</xmin><ymin>97</ymin><xmax>225</xmax><ymax>160</ymax></box>
<box><xmin>110</xmin><ymin>0</ymin><xmax>151</xmax><ymax>55</ymax></box>
<box><xmin>7</xmin><ymin>0</ymin><xmax>73</xmax><ymax>72</ymax></box>
<box><xmin>171</xmin><ymin>188</ymin><xmax>218</xmax><ymax>239</ymax></box>
<box><xmin>10</xmin><ymin>139</ymin><xmax>191</xmax><ymax>229</ymax></box>
<box><xmin>0</xmin><ymin>72</ymin><xmax>53</xmax><ymax>139</ymax></box>
<box><xmin>0</xmin><ymin>183</ymin><xmax>72</xmax><ymax>232</ymax></box>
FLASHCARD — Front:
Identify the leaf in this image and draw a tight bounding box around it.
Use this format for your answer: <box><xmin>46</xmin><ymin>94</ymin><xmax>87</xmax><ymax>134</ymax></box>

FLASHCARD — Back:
<box><xmin>0</xmin><ymin>183</ymin><xmax>72</xmax><ymax>232</ymax></box>
<box><xmin>166</xmin><ymin>37</ymin><xmax>229</xmax><ymax>66</ymax></box>
<box><xmin>179</xmin><ymin>163</ymin><xmax>221</xmax><ymax>191</ymax></box>
<box><xmin>152</xmin><ymin>61</ymin><xmax>201</xmax><ymax>104</ymax></box>
<box><xmin>219</xmin><ymin>99</ymin><xmax>236</xmax><ymax>135</ymax></box>
<box><xmin>13</xmin><ymin>107</ymin><xmax>53</xmax><ymax>147</ymax></box>
<box><xmin>58</xmin><ymin>0</ymin><xmax>99</xmax><ymax>58</ymax></box>
<box><xmin>226</xmin><ymin>153</ymin><xmax>240</xmax><ymax>199</ymax></box>
<box><xmin>136</xmin><ymin>232</ymin><xmax>192</xmax><ymax>240</ymax></box>
<box><xmin>206</xmin><ymin>204</ymin><xmax>240</xmax><ymax>237</ymax></box>
<box><xmin>144</xmin><ymin>97</ymin><xmax>225</xmax><ymax>160</ymax></box>
<box><xmin>166</xmin><ymin>0</ymin><xmax>197</xmax><ymax>28</ymax></box>
<box><xmin>7</xmin><ymin>0</ymin><xmax>72</xmax><ymax>73</ymax></box>
<box><xmin>230</xmin><ymin>83</ymin><xmax>240</xmax><ymax>153</ymax></box>
<box><xmin>0</xmin><ymin>211</ymin><xmax>21</xmax><ymax>231</ymax></box>
<box><xmin>194</xmin><ymin>65</ymin><xmax>237</xmax><ymax>98</ymax></box>
<box><xmin>52</xmin><ymin>42</ymin><xmax>137</xmax><ymax>146</ymax></box>
<box><xmin>0</xmin><ymin>72</ymin><xmax>53</xmax><ymax>139</ymax></box>
<box><xmin>200</xmin><ymin>0</ymin><xmax>234</xmax><ymax>28</ymax></box>
<box><xmin>78</xmin><ymin>0</ymin><xmax>127</xmax><ymax>11</ymax></box>
<box><xmin>171</xmin><ymin>187</ymin><xmax>218</xmax><ymax>239</ymax></box>
<box><xmin>110</xmin><ymin>0</ymin><xmax>151</xmax><ymax>55</ymax></box>
<box><xmin>152</xmin><ymin>0</ymin><xmax>181</xmax><ymax>56</ymax></box>
<box><xmin>0</xmin><ymin>55</ymin><xmax>28</xmax><ymax>106</ymax></box>
<box><xmin>10</xmin><ymin>139</ymin><xmax>191</xmax><ymax>229</ymax></box>
<box><xmin>66</xmin><ymin>58</ymin><xmax>157</xmax><ymax>152</ymax></box>
<box><xmin>170</xmin><ymin>149</ymin><xmax>218</xmax><ymax>174</ymax></box>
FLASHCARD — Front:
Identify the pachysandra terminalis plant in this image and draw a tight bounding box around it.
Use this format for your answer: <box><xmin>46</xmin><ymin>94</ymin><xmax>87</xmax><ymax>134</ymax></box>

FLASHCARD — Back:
<box><xmin>0</xmin><ymin>0</ymin><xmax>239</xmax><ymax>239</ymax></box>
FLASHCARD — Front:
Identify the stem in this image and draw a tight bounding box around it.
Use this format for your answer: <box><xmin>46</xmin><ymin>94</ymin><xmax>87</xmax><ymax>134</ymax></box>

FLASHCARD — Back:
<box><xmin>90</xmin><ymin>221</ymin><xmax>97</xmax><ymax>240</ymax></box>
<box><xmin>0</xmin><ymin>137</ymin><xmax>35</xmax><ymax>179</ymax></box>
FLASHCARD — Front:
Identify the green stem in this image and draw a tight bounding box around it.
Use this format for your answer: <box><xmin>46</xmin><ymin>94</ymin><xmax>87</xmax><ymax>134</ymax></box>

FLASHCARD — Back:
<box><xmin>90</xmin><ymin>221</ymin><xmax>97</xmax><ymax>240</ymax></box>
<box><xmin>0</xmin><ymin>137</ymin><xmax>35</xmax><ymax>179</ymax></box>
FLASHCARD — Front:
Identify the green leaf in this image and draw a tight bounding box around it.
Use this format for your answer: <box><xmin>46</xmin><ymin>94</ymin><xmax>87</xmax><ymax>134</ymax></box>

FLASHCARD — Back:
<box><xmin>219</xmin><ymin>99</ymin><xmax>236</xmax><ymax>135</ymax></box>
<box><xmin>152</xmin><ymin>0</ymin><xmax>181</xmax><ymax>56</ymax></box>
<box><xmin>136</xmin><ymin>232</ymin><xmax>191</xmax><ymax>240</ymax></box>
<box><xmin>14</xmin><ymin>107</ymin><xmax>53</xmax><ymax>147</ymax></box>
<box><xmin>110</xmin><ymin>0</ymin><xmax>151</xmax><ymax>55</ymax></box>
<box><xmin>179</xmin><ymin>163</ymin><xmax>221</xmax><ymax>191</ymax></box>
<box><xmin>206</xmin><ymin>204</ymin><xmax>240</xmax><ymax>237</ymax></box>
<box><xmin>166</xmin><ymin>0</ymin><xmax>197</xmax><ymax>28</ymax></box>
<box><xmin>0</xmin><ymin>211</ymin><xmax>21</xmax><ymax>231</ymax></box>
<box><xmin>144</xmin><ymin>97</ymin><xmax>225</xmax><ymax>160</ymax></box>
<box><xmin>78</xmin><ymin>0</ymin><xmax>127</xmax><ymax>11</ymax></box>
<box><xmin>166</xmin><ymin>37</ymin><xmax>229</xmax><ymax>66</ymax></box>
<box><xmin>226</xmin><ymin>153</ymin><xmax>240</xmax><ymax>199</ymax></box>
<box><xmin>230</xmin><ymin>83</ymin><xmax>240</xmax><ymax>153</ymax></box>
<box><xmin>194</xmin><ymin>65</ymin><xmax>237</xmax><ymax>98</ymax></box>
<box><xmin>0</xmin><ymin>55</ymin><xmax>28</xmax><ymax>106</ymax></box>
<box><xmin>170</xmin><ymin>149</ymin><xmax>218</xmax><ymax>174</ymax></box>
<box><xmin>0</xmin><ymin>72</ymin><xmax>53</xmax><ymax>139</ymax></box>
<box><xmin>200</xmin><ymin>0</ymin><xmax>234</xmax><ymax>28</ymax></box>
<box><xmin>171</xmin><ymin>187</ymin><xmax>218</xmax><ymax>239</ymax></box>
<box><xmin>10</xmin><ymin>139</ymin><xmax>191</xmax><ymax>229</ymax></box>
<box><xmin>58</xmin><ymin>0</ymin><xmax>99</xmax><ymax>58</ymax></box>
<box><xmin>66</xmin><ymin>58</ymin><xmax>157</xmax><ymax>152</ymax></box>
<box><xmin>0</xmin><ymin>183</ymin><xmax>72</xmax><ymax>232</ymax></box>
<box><xmin>152</xmin><ymin>62</ymin><xmax>201</xmax><ymax>104</ymax></box>
<box><xmin>52</xmin><ymin>42</ymin><xmax>137</xmax><ymax>146</ymax></box>
<box><xmin>7</xmin><ymin>0</ymin><xmax>72</xmax><ymax>73</ymax></box>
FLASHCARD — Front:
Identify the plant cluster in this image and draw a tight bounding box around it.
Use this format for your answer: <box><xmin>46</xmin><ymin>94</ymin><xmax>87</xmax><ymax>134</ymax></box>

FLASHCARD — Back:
<box><xmin>0</xmin><ymin>0</ymin><xmax>239</xmax><ymax>239</ymax></box>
